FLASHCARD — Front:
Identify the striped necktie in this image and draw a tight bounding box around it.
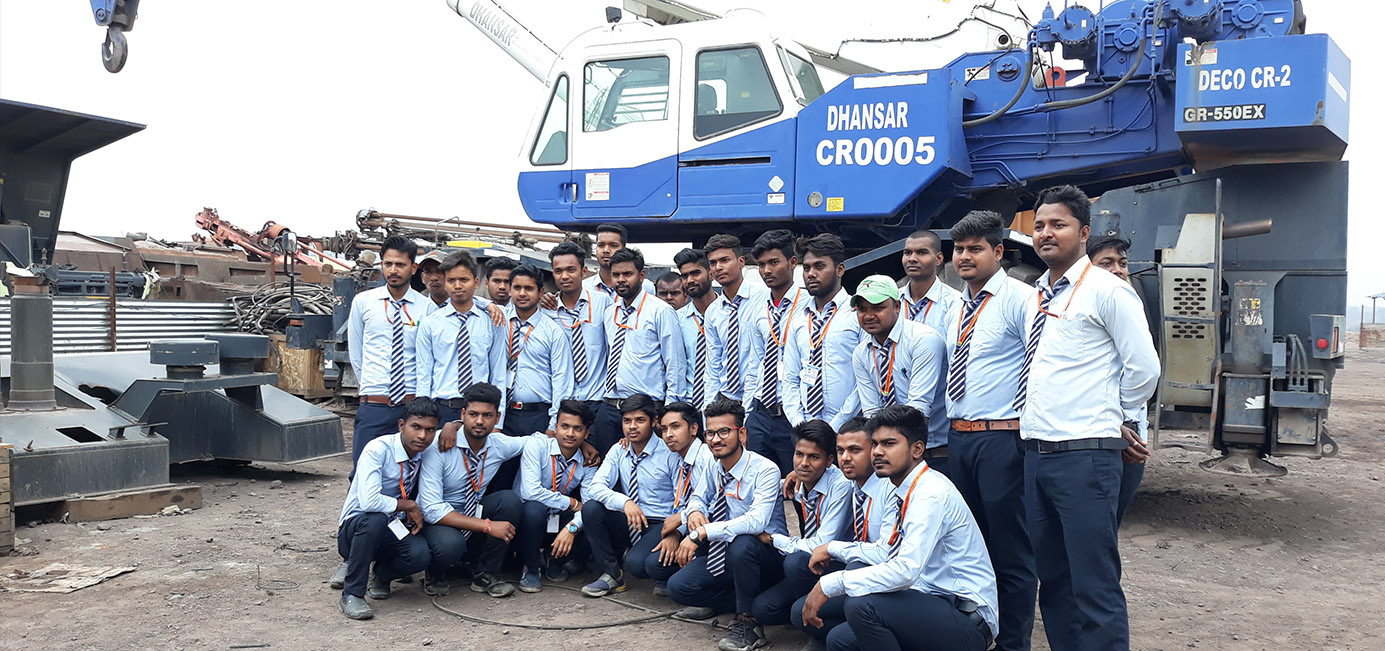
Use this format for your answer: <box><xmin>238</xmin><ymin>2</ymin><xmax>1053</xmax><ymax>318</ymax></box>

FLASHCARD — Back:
<box><xmin>908</xmin><ymin>296</ymin><xmax>931</xmax><ymax>322</ymax></box>
<box><xmin>458</xmin><ymin>448</ymin><xmax>484</xmax><ymax>537</ymax></box>
<box><xmin>454</xmin><ymin>311</ymin><xmax>473</xmax><ymax>395</ymax></box>
<box><xmin>1014</xmin><ymin>277</ymin><xmax>1070</xmax><ymax>412</ymax></box>
<box><xmin>597</xmin><ymin>282</ymin><xmax>617</xmax><ymax>301</ymax></box>
<box><xmin>887</xmin><ymin>495</ymin><xmax>906</xmax><ymax>560</ymax></box>
<box><xmin>876</xmin><ymin>339</ymin><xmax>896</xmax><ymax>406</ymax></box>
<box><xmin>801</xmin><ymin>491</ymin><xmax>820</xmax><ymax>539</ymax></box>
<box><xmin>724</xmin><ymin>296</ymin><xmax>744</xmax><ymax>395</ymax></box>
<box><xmin>605</xmin><ymin>304</ymin><xmax>634</xmax><ymax>396</ymax></box>
<box><xmin>759</xmin><ymin>296</ymin><xmax>789</xmax><ymax>404</ymax></box>
<box><xmin>677</xmin><ymin>461</ymin><xmax>695</xmax><ymax>506</ymax></box>
<box><xmin>805</xmin><ymin>302</ymin><xmax>835</xmax><ymax>418</ymax></box>
<box><xmin>508</xmin><ymin>317</ymin><xmax>528</xmax><ymax>392</ymax></box>
<box><xmin>692</xmin><ymin>312</ymin><xmax>707</xmax><ymax>406</ymax></box>
<box><xmin>706</xmin><ymin>469</ymin><xmax>732</xmax><ymax>576</ymax></box>
<box><xmin>851</xmin><ymin>486</ymin><xmax>868</xmax><ymax>542</ymax></box>
<box><xmin>563</xmin><ymin>301</ymin><xmax>589</xmax><ymax>384</ymax></box>
<box><xmin>947</xmin><ymin>291</ymin><xmax>989</xmax><ymax>402</ymax></box>
<box><xmin>399</xmin><ymin>458</ymin><xmax>420</xmax><ymax>500</ymax></box>
<box><xmin>626</xmin><ymin>450</ymin><xmax>648</xmax><ymax>544</ymax></box>
<box><xmin>388</xmin><ymin>299</ymin><xmax>407</xmax><ymax>404</ymax></box>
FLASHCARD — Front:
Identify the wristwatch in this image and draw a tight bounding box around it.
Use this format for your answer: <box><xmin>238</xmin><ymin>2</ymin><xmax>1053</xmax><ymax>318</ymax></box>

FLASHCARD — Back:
<box><xmin>688</xmin><ymin>528</ymin><xmax>702</xmax><ymax>544</ymax></box>
<box><xmin>567</xmin><ymin>523</ymin><xmax>580</xmax><ymax>534</ymax></box>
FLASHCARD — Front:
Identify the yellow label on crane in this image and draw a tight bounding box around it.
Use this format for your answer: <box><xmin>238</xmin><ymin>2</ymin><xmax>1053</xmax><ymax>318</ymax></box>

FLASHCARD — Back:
<box><xmin>444</xmin><ymin>240</ymin><xmax>494</xmax><ymax>249</ymax></box>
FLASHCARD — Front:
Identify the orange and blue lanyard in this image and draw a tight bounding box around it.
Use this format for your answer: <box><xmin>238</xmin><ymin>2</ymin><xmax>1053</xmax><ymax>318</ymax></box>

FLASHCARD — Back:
<box><xmin>550</xmin><ymin>455</ymin><xmax>577</xmax><ymax>494</ymax></box>
<box><xmin>613</xmin><ymin>292</ymin><xmax>648</xmax><ymax>330</ymax></box>
<box><xmin>383</xmin><ymin>299</ymin><xmax>416</xmax><ymax>326</ymax></box>
<box><xmin>875</xmin><ymin>340</ymin><xmax>898</xmax><ymax>396</ymax></box>
<box><xmin>460</xmin><ymin>449</ymin><xmax>488</xmax><ymax>494</ymax></box>
<box><xmin>955</xmin><ymin>294</ymin><xmax>995</xmax><ymax>346</ymax></box>
<box><xmin>887</xmin><ymin>464</ymin><xmax>931</xmax><ymax>546</ymax></box>
<box><xmin>766</xmin><ymin>289</ymin><xmax>803</xmax><ymax>348</ymax></box>
<box><xmin>1037</xmin><ymin>262</ymin><xmax>1092</xmax><ymax>319</ymax></box>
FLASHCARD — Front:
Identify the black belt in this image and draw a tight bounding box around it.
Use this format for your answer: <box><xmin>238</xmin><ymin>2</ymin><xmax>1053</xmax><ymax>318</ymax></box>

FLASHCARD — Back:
<box><xmin>603</xmin><ymin>397</ymin><xmax>624</xmax><ymax>408</ymax></box>
<box><xmin>954</xmin><ymin>597</ymin><xmax>993</xmax><ymax>648</ymax></box>
<box><xmin>508</xmin><ymin>401</ymin><xmax>551</xmax><ymax>412</ymax></box>
<box><xmin>751</xmin><ymin>399</ymin><xmax>785</xmax><ymax>419</ymax></box>
<box><xmin>435</xmin><ymin>397</ymin><xmax>467</xmax><ymax>409</ymax></box>
<box><xmin>925</xmin><ymin>445</ymin><xmax>948</xmax><ymax>460</ymax></box>
<box><xmin>1021</xmin><ymin>437</ymin><xmax>1128</xmax><ymax>454</ymax></box>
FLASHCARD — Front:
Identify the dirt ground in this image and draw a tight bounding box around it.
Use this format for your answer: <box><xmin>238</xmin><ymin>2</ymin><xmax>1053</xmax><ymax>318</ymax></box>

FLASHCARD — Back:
<box><xmin>3</xmin><ymin>350</ymin><xmax>1384</xmax><ymax>651</ymax></box>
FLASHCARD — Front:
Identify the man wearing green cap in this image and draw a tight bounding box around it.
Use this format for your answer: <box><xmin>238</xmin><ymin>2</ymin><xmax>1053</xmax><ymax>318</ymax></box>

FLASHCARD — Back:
<box><xmin>849</xmin><ymin>274</ymin><xmax>951</xmax><ymax>477</ymax></box>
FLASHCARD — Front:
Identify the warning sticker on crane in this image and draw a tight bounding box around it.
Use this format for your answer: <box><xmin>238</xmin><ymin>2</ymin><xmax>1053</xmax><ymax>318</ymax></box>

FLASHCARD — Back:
<box><xmin>826</xmin><ymin>198</ymin><xmax>844</xmax><ymax>212</ymax></box>
<box><xmin>585</xmin><ymin>173</ymin><xmax>609</xmax><ymax>201</ymax></box>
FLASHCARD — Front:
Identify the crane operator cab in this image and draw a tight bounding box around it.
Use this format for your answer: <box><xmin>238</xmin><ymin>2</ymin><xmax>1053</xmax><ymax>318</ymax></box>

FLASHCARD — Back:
<box><xmin>517</xmin><ymin>10</ymin><xmax>824</xmax><ymax>235</ymax></box>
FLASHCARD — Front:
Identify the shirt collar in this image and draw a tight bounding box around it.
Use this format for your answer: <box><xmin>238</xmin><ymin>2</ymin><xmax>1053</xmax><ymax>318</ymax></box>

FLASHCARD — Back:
<box><xmin>797</xmin><ymin>464</ymin><xmax>840</xmax><ymax>500</ymax></box>
<box><xmin>1039</xmin><ymin>254</ymin><xmax>1091</xmax><ymax>292</ymax></box>
<box><xmin>388</xmin><ymin>433</ymin><xmax>410</xmax><ymax>464</ymax></box>
<box><xmin>444</xmin><ymin>301</ymin><xmax>486</xmax><ymax>318</ymax></box>
<box><xmin>873</xmin><ymin>316</ymin><xmax>907</xmax><ymax>347</ymax></box>
<box><xmin>683</xmin><ymin>439</ymin><xmax>707</xmax><ymax>463</ymax></box>
<box><xmin>722</xmin><ymin>447</ymin><xmax>752</xmax><ymax>480</ymax></box>
<box><xmin>627</xmin><ymin>435</ymin><xmax>663</xmax><ymax>461</ymax></box>
<box><xmin>891</xmin><ymin>461</ymin><xmax>931</xmax><ymax>500</ymax></box>
<box><xmin>546</xmin><ymin>437</ymin><xmax>581</xmax><ymax>463</ymax></box>
<box><xmin>964</xmin><ymin>269</ymin><xmax>1010</xmax><ymax>301</ymax></box>
<box><xmin>806</xmin><ymin>288</ymin><xmax>850</xmax><ymax>317</ymax></box>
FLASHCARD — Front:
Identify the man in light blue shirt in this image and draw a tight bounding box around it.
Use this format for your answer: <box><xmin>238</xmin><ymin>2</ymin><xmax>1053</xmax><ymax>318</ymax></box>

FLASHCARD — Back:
<box><xmin>750</xmin><ymin>420</ymin><xmax>852</xmax><ymax>629</ymax></box>
<box><xmin>783</xmin><ymin>234</ymin><xmax>864</xmax><ymax>431</ymax></box>
<box><xmin>801</xmin><ymin>406</ymin><xmax>998</xmax><ymax>651</ymax></box>
<box><xmin>654</xmin><ymin>402</ymin><xmax>716</xmax><ymax>556</ymax></box>
<box><xmin>743</xmin><ymin>230</ymin><xmax>811</xmax><ymax>475</ymax></box>
<box><xmin>514</xmin><ymin>400</ymin><xmax>600</xmax><ymax>593</ymax></box>
<box><xmin>669</xmin><ymin>399</ymin><xmax>790</xmax><ymax>651</ymax></box>
<box><xmin>1019</xmin><ymin>187</ymin><xmax>1159</xmax><ymax>651</ymax></box>
<box><xmin>546</xmin><ymin>242</ymin><xmax>612</xmax><ymax>411</ymax></box>
<box><xmin>414</xmin><ymin>250</ymin><xmax>507</xmax><ymax>425</ymax></box>
<box><xmin>582</xmin><ymin>223</ymin><xmax>656</xmax><ymax>300</ymax></box>
<box><xmin>672</xmin><ymin>248</ymin><xmax>724</xmax><ymax>410</ymax></box>
<box><xmin>579</xmin><ymin>394</ymin><xmax>684</xmax><ymax>598</ymax></box>
<box><xmin>500</xmin><ymin>265</ymin><xmax>574</xmax><ymax>440</ymax></box>
<box><xmin>900</xmin><ymin>229</ymin><xmax>962</xmax><ymax>334</ymax></box>
<box><xmin>944</xmin><ymin>210</ymin><xmax>1039</xmax><ymax>651</ymax></box>
<box><xmin>850</xmin><ymin>275</ymin><xmax>951</xmax><ymax>476</ymax></box>
<box><xmin>347</xmin><ymin>235</ymin><xmax>427</xmax><ymax>467</ymax></box>
<box><xmin>591</xmin><ymin>248</ymin><xmax>684</xmax><ymax>452</ymax></box>
<box><xmin>416</xmin><ymin>383</ymin><xmax>526</xmax><ymax>599</ymax></box>
<box><xmin>704</xmin><ymin>234</ymin><xmax>768</xmax><ymax>404</ymax></box>
<box><xmin>332</xmin><ymin>398</ymin><xmax>436</xmax><ymax>620</ymax></box>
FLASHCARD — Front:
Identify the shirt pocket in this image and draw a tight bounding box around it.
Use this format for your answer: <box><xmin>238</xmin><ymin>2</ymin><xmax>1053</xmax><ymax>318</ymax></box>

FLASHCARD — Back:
<box><xmin>1048</xmin><ymin>316</ymin><xmax>1090</xmax><ymax>361</ymax></box>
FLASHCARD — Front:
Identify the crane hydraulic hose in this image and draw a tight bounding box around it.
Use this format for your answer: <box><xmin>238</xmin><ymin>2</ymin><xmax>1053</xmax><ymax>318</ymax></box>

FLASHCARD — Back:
<box><xmin>962</xmin><ymin>43</ymin><xmax>1037</xmax><ymax>128</ymax></box>
<box><xmin>1034</xmin><ymin>1</ymin><xmax>1164</xmax><ymax>112</ymax></box>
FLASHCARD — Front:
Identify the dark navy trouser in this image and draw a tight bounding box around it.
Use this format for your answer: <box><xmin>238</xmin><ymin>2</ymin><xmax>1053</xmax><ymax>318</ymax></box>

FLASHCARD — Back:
<box><xmin>667</xmin><ymin>534</ymin><xmax>784</xmax><ymax>615</ymax></box>
<box><xmin>790</xmin><ymin>560</ymin><xmax>854</xmax><ymax>640</ymax></box>
<box><xmin>337</xmin><ymin>512</ymin><xmax>429</xmax><ymax>598</ymax></box>
<box><xmin>580</xmin><ymin>499</ymin><xmax>669</xmax><ymax>579</ymax></box>
<box><xmin>746</xmin><ymin>404</ymin><xmax>795</xmax><ymax>476</ymax></box>
<box><xmin>517</xmin><ymin>499</ymin><xmax>590</xmax><ymax>573</ymax></box>
<box><xmin>419</xmin><ymin>490</ymin><xmax>521</xmax><ymax>576</ymax></box>
<box><xmin>751</xmin><ymin>551</ymin><xmax>819</xmax><ymax>625</ymax></box>
<box><xmin>1117</xmin><ymin>460</ymin><xmax>1144</xmax><ymax>526</ymax></box>
<box><xmin>1024</xmin><ymin>447</ymin><xmax>1129</xmax><ymax>651</ymax></box>
<box><xmin>826</xmin><ymin>590</ymin><xmax>990</xmax><ymax>651</ymax></box>
<box><xmin>350</xmin><ymin>402</ymin><xmax>405</xmax><ymax>474</ymax></box>
<box><xmin>948</xmin><ymin>428</ymin><xmax>1037</xmax><ymax>651</ymax></box>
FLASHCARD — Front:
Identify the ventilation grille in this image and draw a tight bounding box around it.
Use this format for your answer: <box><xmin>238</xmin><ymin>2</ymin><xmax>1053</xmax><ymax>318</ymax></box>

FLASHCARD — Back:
<box><xmin>1169</xmin><ymin>276</ymin><xmax>1209</xmax><ymax>340</ymax></box>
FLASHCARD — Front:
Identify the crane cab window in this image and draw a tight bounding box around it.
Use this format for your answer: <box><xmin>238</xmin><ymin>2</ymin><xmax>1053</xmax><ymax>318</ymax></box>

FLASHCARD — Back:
<box><xmin>777</xmin><ymin>47</ymin><xmax>825</xmax><ymax>104</ymax></box>
<box><xmin>531</xmin><ymin>75</ymin><xmax>569</xmax><ymax>165</ymax></box>
<box><xmin>694</xmin><ymin>46</ymin><xmax>782</xmax><ymax>140</ymax></box>
<box><xmin>583</xmin><ymin>56</ymin><xmax>670</xmax><ymax>132</ymax></box>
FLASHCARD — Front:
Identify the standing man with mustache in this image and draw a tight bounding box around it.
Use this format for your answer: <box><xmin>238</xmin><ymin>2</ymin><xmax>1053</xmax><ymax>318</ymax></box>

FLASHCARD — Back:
<box><xmin>900</xmin><ymin>229</ymin><xmax>960</xmax><ymax>334</ymax></box>
<box><xmin>674</xmin><ymin>248</ymin><xmax>724</xmax><ymax>411</ymax></box>
<box><xmin>782</xmin><ymin>234</ymin><xmax>863</xmax><ymax>432</ymax></box>
<box><xmin>584</xmin><ymin>223</ymin><xmax>656</xmax><ymax>300</ymax></box>
<box><xmin>943</xmin><ymin>210</ymin><xmax>1039</xmax><ymax>651</ymax></box>
<box><xmin>705</xmin><ymin>234</ymin><xmax>768</xmax><ymax>406</ymax></box>
<box><xmin>744</xmin><ymin>229</ymin><xmax>811</xmax><ymax>475</ymax></box>
<box><xmin>1020</xmin><ymin>186</ymin><xmax>1159</xmax><ymax>651</ymax></box>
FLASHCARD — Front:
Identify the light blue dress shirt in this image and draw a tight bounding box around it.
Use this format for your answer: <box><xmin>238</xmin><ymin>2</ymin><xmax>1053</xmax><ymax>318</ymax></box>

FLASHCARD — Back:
<box><xmin>944</xmin><ymin>270</ymin><xmax>1033</xmax><ymax>422</ymax></box>
<box><xmin>901</xmin><ymin>278</ymin><xmax>962</xmax><ymax>334</ymax></box>
<box><xmin>583</xmin><ymin>274</ymin><xmax>656</xmax><ymax>302</ymax></box>
<box><xmin>418</xmin><ymin>433</ymin><xmax>533</xmax><ymax>524</ymax></box>
<box><xmin>852</xmin><ymin>318</ymin><xmax>951</xmax><ymax>449</ymax></box>
<box><xmin>782</xmin><ymin>289</ymin><xmax>865</xmax><ymax>428</ymax></box>
<box><xmin>686</xmin><ymin>449</ymin><xmax>790</xmax><ymax>542</ymax></box>
<box><xmin>829</xmin><ymin>474</ymin><xmax>897</xmax><ymax>564</ymax></box>
<box><xmin>744</xmin><ymin>286</ymin><xmax>811</xmax><ymax>409</ymax></box>
<box><xmin>585</xmin><ymin>436</ymin><xmax>684</xmax><ymax>524</ymax></box>
<box><xmin>414</xmin><ymin>300</ymin><xmax>507</xmax><ymax>405</ymax></box>
<box><xmin>503</xmin><ymin>307</ymin><xmax>574</xmax><ymax>430</ymax></box>
<box><xmin>820</xmin><ymin>462</ymin><xmax>1000</xmax><ymax>637</ymax></box>
<box><xmin>705</xmin><ymin>282</ymin><xmax>768</xmax><ymax>401</ymax></box>
<box><xmin>339</xmin><ymin>433</ymin><xmax>415</xmax><ymax>526</ymax></box>
<box><xmin>1019</xmin><ymin>257</ymin><xmax>1160</xmax><ymax>441</ymax></box>
<box><xmin>602</xmin><ymin>292</ymin><xmax>685</xmax><ymax>401</ymax></box>
<box><xmin>546</xmin><ymin>289</ymin><xmax>613</xmax><ymax>403</ymax></box>
<box><xmin>675</xmin><ymin>301</ymin><xmax>725</xmax><ymax>410</ymax></box>
<box><xmin>771</xmin><ymin>464</ymin><xmax>853</xmax><ymax>555</ymax></box>
<box><xmin>515</xmin><ymin>436</ymin><xmax>597</xmax><ymax>529</ymax></box>
<box><xmin>347</xmin><ymin>285</ymin><xmax>428</xmax><ymax>397</ymax></box>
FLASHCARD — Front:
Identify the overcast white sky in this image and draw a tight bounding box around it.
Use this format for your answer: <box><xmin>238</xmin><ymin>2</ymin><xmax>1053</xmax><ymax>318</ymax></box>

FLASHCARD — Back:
<box><xmin>0</xmin><ymin>0</ymin><xmax>1380</xmax><ymax>302</ymax></box>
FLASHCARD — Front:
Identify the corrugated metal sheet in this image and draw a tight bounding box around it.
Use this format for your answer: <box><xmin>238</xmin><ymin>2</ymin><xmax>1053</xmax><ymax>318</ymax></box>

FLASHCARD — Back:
<box><xmin>0</xmin><ymin>298</ymin><xmax>235</xmax><ymax>355</ymax></box>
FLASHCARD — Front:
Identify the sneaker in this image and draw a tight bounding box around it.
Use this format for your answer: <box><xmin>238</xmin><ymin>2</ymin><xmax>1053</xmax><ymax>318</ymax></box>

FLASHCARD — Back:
<box><xmin>518</xmin><ymin>569</ymin><xmax>543</xmax><ymax>593</ymax></box>
<box><xmin>470</xmin><ymin>572</ymin><xmax>516</xmax><ymax>598</ymax></box>
<box><xmin>339</xmin><ymin>593</ymin><xmax>374</xmax><ymax>620</ymax></box>
<box><xmin>580</xmin><ymin>572</ymin><xmax>626</xmax><ymax>597</ymax></box>
<box><xmin>717</xmin><ymin>615</ymin><xmax>767</xmax><ymax>651</ymax></box>
<box><xmin>329</xmin><ymin>562</ymin><xmax>348</xmax><ymax>590</ymax></box>
<box><xmin>652</xmin><ymin>580</ymin><xmax>669</xmax><ymax>597</ymax></box>
<box><xmin>544</xmin><ymin>561</ymin><xmax>570</xmax><ymax>583</ymax></box>
<box><xmin>367</xmin><ymin>571</ymin><xmax>391</xmax><ymax>600</ymax></box>
<box><xmin>422</xmin><ymin>572</ymin><xmax>451</xmax><ymax>597</ymax></box>
<box><xmin>675</xmin><ymin>606</ymin><xmax>718</xmax><ymax>621</ymax></box>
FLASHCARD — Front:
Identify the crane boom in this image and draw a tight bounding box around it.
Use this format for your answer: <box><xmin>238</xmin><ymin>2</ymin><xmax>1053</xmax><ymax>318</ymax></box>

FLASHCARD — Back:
<box><xmin>446</xmin><ymin>0</ymin><xmax>559</xmax><ymax>83</ymax></box>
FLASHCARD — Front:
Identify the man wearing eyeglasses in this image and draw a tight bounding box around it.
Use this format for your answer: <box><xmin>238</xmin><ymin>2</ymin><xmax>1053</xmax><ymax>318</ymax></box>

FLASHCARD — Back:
<box><xmin>668</xmin><ymin>399</ymin><xmax>789</xmax><ymax>651</ymax></box>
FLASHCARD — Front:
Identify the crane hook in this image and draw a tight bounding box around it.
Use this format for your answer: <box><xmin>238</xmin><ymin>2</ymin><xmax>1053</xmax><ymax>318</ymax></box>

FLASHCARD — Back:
<box><xmin>102</xmin><ymin>26</ymin><xmax>128</xmax><ymax>73</ymax></box>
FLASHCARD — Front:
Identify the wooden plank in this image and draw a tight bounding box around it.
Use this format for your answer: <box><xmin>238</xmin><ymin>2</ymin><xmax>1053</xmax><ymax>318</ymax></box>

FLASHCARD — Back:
<box><xmin>62</xmin><ymin>484</ymin><xmax>203</xmax><ymax>523</ymax></box>
<box><xmin>267</xmin><ymin>333</ymin><xmax>331</xmax><ymax>398</ymax></box>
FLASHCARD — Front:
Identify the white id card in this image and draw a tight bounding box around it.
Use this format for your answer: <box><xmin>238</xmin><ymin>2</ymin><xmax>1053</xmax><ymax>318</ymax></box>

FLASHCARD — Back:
<box><xmin>474</xmin><ymin>505</ymin><xmax>483</xmax><ymax>519</ymax></box>
<box><xmin>387</xmin><ymin>518</ymin><xmax>410</xmax><ymax>540</ymax></box>
<box><xmin>803</xmin><ymin>364</ymin><xmax>821</xmax><ymax>387</ymax></box>
<box><xmin>547</xmin><ymin>512</ymin><xmax>561</xmax><ymax>534</ymax></box>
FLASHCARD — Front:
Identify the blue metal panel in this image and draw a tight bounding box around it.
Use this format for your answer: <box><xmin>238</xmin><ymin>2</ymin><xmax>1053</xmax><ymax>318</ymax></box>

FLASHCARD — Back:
<box><xmin>674</xmin><ymin>118</ymin><xmax>796</xmax><ymax>222</ymax></box>
<box><xmin>517</xmin><ymin>168</ymin><xmax>572</xmax><ymax>226</ymax></box>
<box><xmin>793</xmin><ymin>72</ymin><xmax>968</xmax><ymax>220</ymax></box>
<box><xmin>571</xmin><ymin>154</ymin><xmax>678</xmax><ymax>219</ymax></box>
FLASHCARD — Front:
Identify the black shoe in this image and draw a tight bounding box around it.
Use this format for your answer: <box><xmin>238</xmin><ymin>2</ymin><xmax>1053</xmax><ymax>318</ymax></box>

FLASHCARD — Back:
<box><xmin>423</xmin><ymin>572</ymin><xmax>451</xmax><ymax>597</ymax></box>
<box><xmin>367</xmin><ymin>572</ymin><xmax>391</xmax><ymax>600</ymax></box>
<box><xmin>328</xmin><ymin>562</ymin><xmax>348</xmax><ymax>590</ymax></box>
<box><xmin>470</xmin><ymin>572</ymin><xmax>516</xmax><ymax>598</ymax></box>
<box><xmin>717</xmin><ymin>615</ymin><xmax>767</xmax><ymax>651</ymax></box>
<box><xmin>339</xmin><ymin>593</ymin><xmax>374</xmax><ymax>620</ymax></box>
